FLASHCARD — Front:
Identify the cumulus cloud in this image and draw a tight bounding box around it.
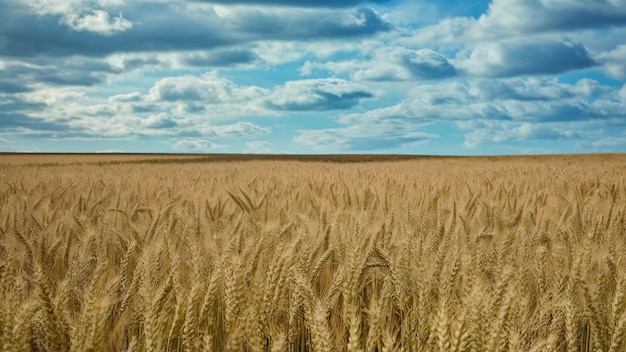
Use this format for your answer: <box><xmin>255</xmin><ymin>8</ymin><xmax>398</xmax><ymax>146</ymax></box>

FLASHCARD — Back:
<box><xmin>620</xmin><ymin>84</ymin><xmax>626</xmax><ymax>102</ymax></box>
<box><xmin>457</xmin><ymin>39</ymin><xmax>596</xmax><ymax>78</ymax></box>
<box><xmin>305</xmin><ymin>40</ymin><xmax>595</xmax><ymax>81</ymax></box>
<box><xmin>265</xmin><ymin>78</ymin><xmax>374</xmax><ymax>111</ymax></box>
<box><xmin>302</xmin><ymin>48</ymin><xmax>457</xmax><ymax>81</ymax></box>
<box><xmin>328</xmin><ymin>78</ymin><xmax>626</xmax><ymax>150</ymax></box>
<box><xmin>0</xmin><ymin>2</ymin><xmax>222</xmax><ymax>57</ymax></box>
<box><xmin>471</xmin><ymin>78</ymin><xmax>600</xmax><ymax>101</ymax></box>
<box><xmin>142</xmin><ymin>113</ymin><xmax>178</xmax><ymax>129</ymax></box>
<box><xmin>340</xmin><ymin>78</ymin><xmax>617</xmax><ymax>125</ymax></box>
<box><xmin>65</xmin><ymin>10</ymin><xmax>133</xmax><ymax>36</ymax></box>
<box><xmin>412</xmin><ymin>0</ymin><xmax>626</xmax><ymax>44</ymax></box>
<box><xmin>1</xmin><ymin>0</ymin><xmax>623</xmax><ymax>154</ymax></box>
<box><xmin>216</xmin><ymin>6</ymin><xmax>390</xmax><ymax>39</ymax></box>
<box><xmin>0</xmin><ymin>2</ymin><xmax>390</xmax><ymax>58</ymax></box>
<box><xmin>0</xmin><ymin>72</ymin><xmax>276</xmax><ymax>139</ymax></box>
<box><xmin>596</xmin><ymin>44</ymin><xmax>626</xmax><ymax>79</ymax></box>
<box><xmin>24</xmin><ymin>0</ymin><xmax>133</xmax><ymax>36</ymax></box>
<box><xmin>146</xmin><ymin>73</ymin><xmax>267</xmax><ymax>103</ymax></box>
<box><xmin>194</xmin><ymin>0</ymin><xmax>391</xmax><ymax>7</ymax></box>
<box><xmin>339</xmin><ymin>81</ymin><xmax>481</xmax><ymax>123</ymax></box>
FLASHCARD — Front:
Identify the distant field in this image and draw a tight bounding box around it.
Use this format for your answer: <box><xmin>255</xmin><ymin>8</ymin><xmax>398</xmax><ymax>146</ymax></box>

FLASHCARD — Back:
<box><xmin>0</xmin><ymin>152</ymin><xmax>449</xmax><ymax>166</ymax></box>
<box><xmin>1</xmin><ymin>153</ymin><xmax>625</xmax><ymax>351</ymax></box>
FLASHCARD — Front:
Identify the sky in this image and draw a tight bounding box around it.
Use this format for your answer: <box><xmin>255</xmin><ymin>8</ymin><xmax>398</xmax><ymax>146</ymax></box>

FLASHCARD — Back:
<box><xmin>1</xmin><ymin>0</ymin><xmax>626</xmax><ymax>155</ymax></box>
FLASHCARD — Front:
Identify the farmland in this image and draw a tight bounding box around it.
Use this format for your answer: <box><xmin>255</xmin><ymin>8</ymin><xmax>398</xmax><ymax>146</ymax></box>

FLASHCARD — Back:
<box><xmin>1</xmin><ymin>153</ymin><xmax>625</xmax><ymax>351</ymax></box>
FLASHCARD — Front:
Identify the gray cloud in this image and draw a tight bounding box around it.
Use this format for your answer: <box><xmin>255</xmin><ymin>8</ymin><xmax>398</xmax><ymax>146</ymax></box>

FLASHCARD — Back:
<box><xmin>401</xmin><ymin>49</ymin><xmax>457</xmax><ymax>80</ymax></box>
<box><xmin>507</xmin><ymin>0</ymin><xmax>626</xmax><ymax>33</ymax></box>
<box><xmin>181</xmin><ymin>49</ymin><xmax>257</xmax><ymax>67</ymax></box>
<box><xmin>350</xmin><ymin>48</ymin><xmax>457</xmax><ymax>81</ymax></box>
<box><xmin>0</xmin><ymin>2</ymin><xmax>228</xmax><ymax>58</ymax></box>
<box><xmin>131</xmin><ymin>104</ymin><xmax>160</xmax><ymax>113</ymax></box>
<box><xmin>219</xmin><ymin>7</ymin><xmax>390</xmax><ymax>39</ymax></box>
<box><xmin>0</xmin><ymin>59</ymin><xmax>117</xmax><ymax>88</ymax></box>
<box><xmin>265</xmin><ymin>78</ymin><xmax>374</xmax><ymax>111</ymax></box>
<box><xmin>300</xmin><ymin>47</ymin><xmax>458</xmax><ymax>81</ymax></box>
<box><xmin>0</xmin><ymin>97</ymin><xmax>47</xmax><ymax>113</ymax></box>
<box><xmin>0</xmin><ymin>112</ymin><xmax>70</xmax><ymax>132</ymax></box>
<box><xmin>143</xmin><ymin>113</ymin><xmax>178</xmax><ymax>129</ymax></box>
<box><xmin>112</xmin><ymin>56</ymin><xmax>164</xmax><ymax>71</ymax></box>
<box><xmin>472</xmin><ymin>78</ymin><xmax>599</xmax><ymax>101</ymax></box>
<box><xmin>340</xmin><ymin>78</ymin><xmax>620</xmax><ymax>125</ymax></box>
<box><xmin>146</xmin><ymin>74</ymin><xmax>266</xmax><ymax>103</ymax></box>
<box><xmin>413</xmin><ymin>0</ymin><xmax>626</xmax><ymax>44</ymax></box>
<box><xmin>0</xmin><ymin>81</ymin><xmax>32</xmax><ymax>93</ymax></box>
<box><xmin>0</xmin><ymin>2</ymin><xmax>390</xmax><ymax>58</ymax></box>
<box><xmin>191</xmin><ymin>0</ymin><xmax>391</xmax><ymax>7</ymax></box>
<box><xmin>458</xmin><ymin>40</ymin><xmax>596</xmax><ymax>78</ymax></box>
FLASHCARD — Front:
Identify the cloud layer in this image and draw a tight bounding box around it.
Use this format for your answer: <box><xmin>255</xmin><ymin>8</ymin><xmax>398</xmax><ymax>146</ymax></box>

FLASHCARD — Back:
<box><xmin>1</xmin><ymin>0</ymin><xmax>625</xmax><ymax>154</ymax></box>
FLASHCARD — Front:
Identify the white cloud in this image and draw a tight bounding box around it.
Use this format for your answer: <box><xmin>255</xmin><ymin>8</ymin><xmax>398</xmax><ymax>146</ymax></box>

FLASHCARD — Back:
<box><xmin>338</xmin><ymin>81</ymin><xmax>481</xmax><ymax>124</ymax></box>
<box><xmin>108</xmin><ymin>91</ymin><xmax>142</xmax><ymax>103</ymax></box>
<box><xmin>141</xmin><ymin>113</ymin><xmax>177</xmax><ymax>129</ymax></box>
<box><xmin>4</xmin><ymin>0</ymin><xmax>625</xmax><ymax>154</ymax></box>
<box><xmin>107</xmin><ymin>53</ymin><xmax>167</xmax><ymax>72</ymax></box>
<box><xmin>620</xmin><ymin>84</ymin><xmax>626</xmax><ymax>102</ymax></box>
<box><xmin>460</xmin><ymin>120</ymin><xmax>584</xmax><ymax>148</ymax></box>
<box><xmin>456</xmin><ymin>39</ymin><xmax>596</xmax><ymax>77</ymax></box>
<box><xmin>147</xmin><ymin>73</ymin><xmax>267</xmax><ymax>103</ymax></box>
<box><xmin>65</xmin><ymin>10</ymin><xmax>133</xmax><ymax>36</ymax></box>
<box><xmin>21</xmin><ymin>88</ymin><xmax>86</xmax><ymax>108</ymax></box>
<box><xmin>294</xmin><ymin>120</ymin><xmax>436</xmax><ymax>151</ymax></box>
<box><xmin>302</xmin><ymin>48</ymin><xmax>457</xmax><ymax>81</ymax></box>
<box><xmin>470</xmin><ymin>78</ymin><xmax>601</xmax><ymax>101</ymax></box>
<box><xmin>25</xmin><ymin>0</ymin><xmax>133</xmax><ymax>36</ymax></box>
<box><xmin>202</xmin><ymin>122</ymin><xmax>270</xmax><ymax>138</ymax></box>
<box><xmin>253</xmin><ymin>42</ymin><xmax>308</xmax><ymax>65</ymax></box>
<box><xmin>172</xmin><ymin>139</ymin><xmax>224</xmax><ymax>152</ymax></box>
<box><xmin>596</xmin><ymin>45</ymin><xmax>626</xmax><ymax>79</ymax></box>
<box><xmin>412</xmin><ymin>0</ymin><xmax>626</xmax><ymax>44</ymax></box>
<box><xmin>340</xmin><ymin>78</ymin><xmax>611</xmax><ymax>125</ymax></box>
<box><xmin>265</xmin><ymin>78</ymin><xmax>375</xmax><ymax>111</ymax></box>
<box><xmin>254</xmin><ymin>40</ymin><xmax>368</xmax><ymax>65</ymax></box>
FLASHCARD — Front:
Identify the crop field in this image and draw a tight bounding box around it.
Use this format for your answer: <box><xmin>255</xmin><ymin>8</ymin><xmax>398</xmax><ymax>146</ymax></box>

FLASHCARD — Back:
<box><xmin>1</xmin><ymin>153</ymin><xmax>625</xmax><ymax>352</ymax></box>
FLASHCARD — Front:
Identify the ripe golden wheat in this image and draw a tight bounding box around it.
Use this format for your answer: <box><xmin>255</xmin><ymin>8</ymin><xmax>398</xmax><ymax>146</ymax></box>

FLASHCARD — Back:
<box><xmin>0</xmin><ymin>154</ymin><xmax>625</xmax><ymax>351</ymax></box>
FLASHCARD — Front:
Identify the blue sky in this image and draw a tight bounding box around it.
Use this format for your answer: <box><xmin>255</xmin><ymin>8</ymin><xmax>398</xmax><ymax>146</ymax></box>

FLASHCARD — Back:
<box><xmin>1</xmin><ymin>0</ymin><xmax>626</xmax><ymax>154</ymax></box>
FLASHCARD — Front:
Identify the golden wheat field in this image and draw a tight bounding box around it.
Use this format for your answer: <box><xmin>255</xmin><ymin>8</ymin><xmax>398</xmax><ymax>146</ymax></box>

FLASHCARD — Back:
<box><xmin>1</xmin><ymin>153</ymin><xmax>626</xmax><ymax>352</ymax></box>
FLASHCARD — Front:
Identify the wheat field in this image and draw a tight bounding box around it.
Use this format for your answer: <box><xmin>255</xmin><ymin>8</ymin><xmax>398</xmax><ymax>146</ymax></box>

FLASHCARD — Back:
<box><xmin>0</xmin><ymin>153</ymin><xmax>625</xmax><ymax>352</ymax></box>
